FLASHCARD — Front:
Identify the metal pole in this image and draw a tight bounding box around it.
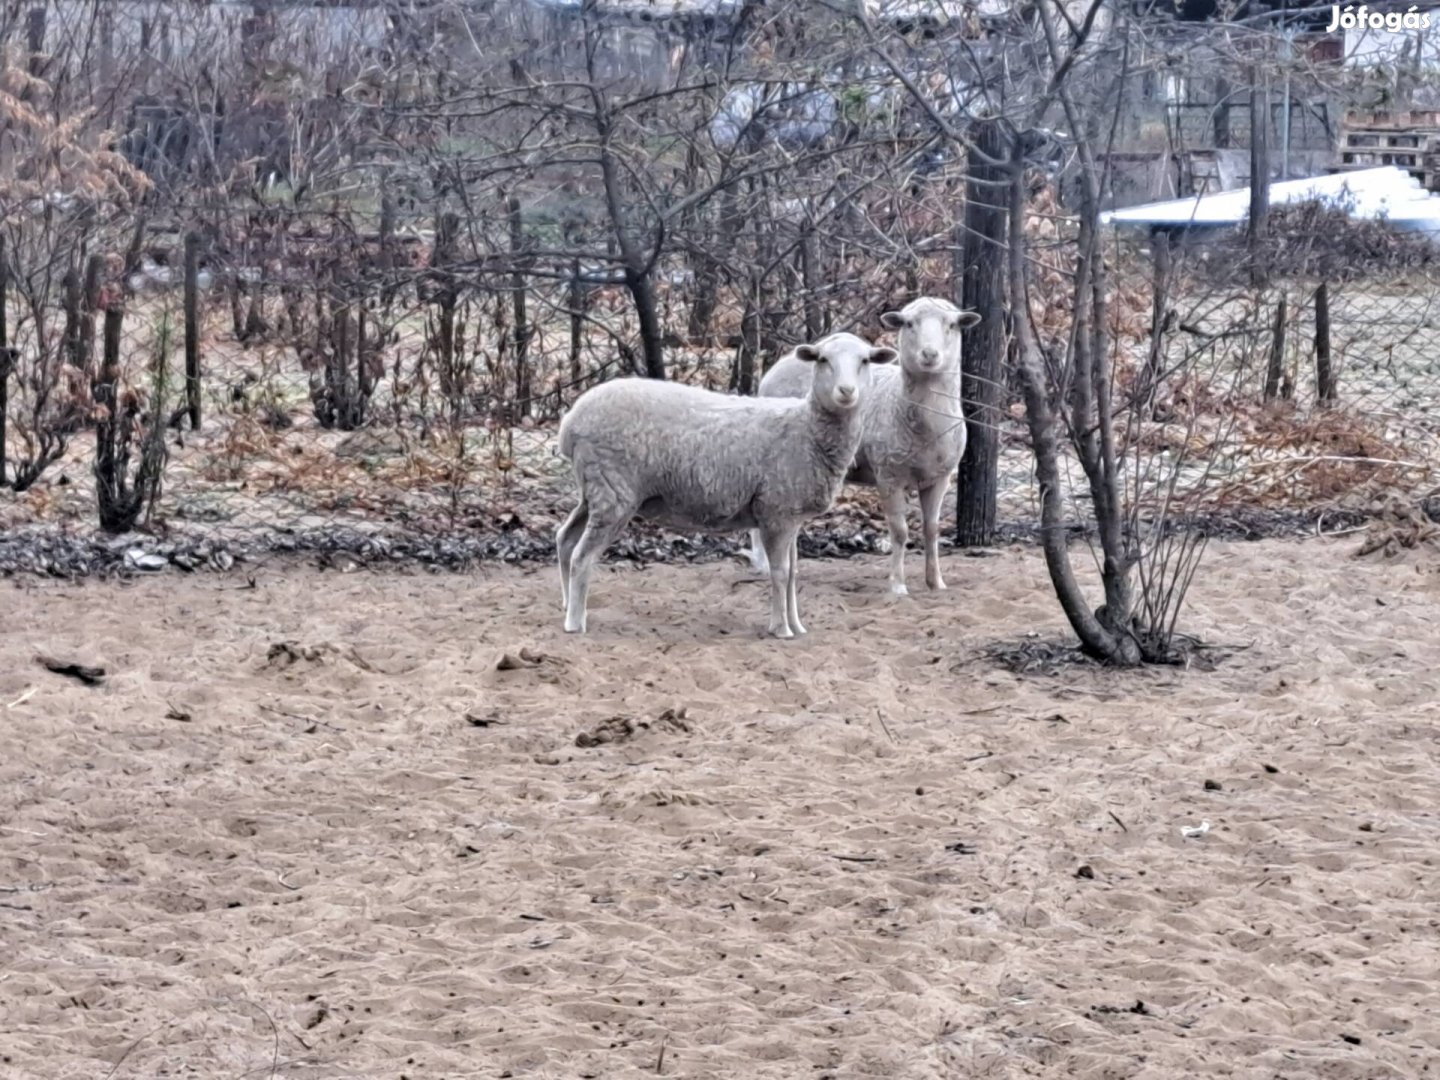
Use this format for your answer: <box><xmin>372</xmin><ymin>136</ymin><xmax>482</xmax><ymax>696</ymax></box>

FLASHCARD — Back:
<box><xmin>1280</xmin><ymin>29</ymin><xmax>1293</xmax><ymax>179</ymax></box>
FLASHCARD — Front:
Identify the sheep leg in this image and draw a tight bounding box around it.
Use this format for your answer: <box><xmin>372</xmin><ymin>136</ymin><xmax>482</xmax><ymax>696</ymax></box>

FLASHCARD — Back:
<box><xmin>881</xmin><ymin>485</ymin><xmax>910</xmax><ymax>596</ymax></box>
<box><xmin>746</xmin><ymin>527</ymin><xmax>770</xmax><ymax>573</ymax></box>
<box><xmin>786</xmin><ymin>531</ymin><xmax>806</xmax><ymax>636</ymax></box>
<box><xmin>556</xmin><ymin>499</ymin><xmax>589</xmax><ymax>610</ymax></box>
<box><xmin>564</xmin><ymin>516</ymin><xmax>626</xmax><ymax>634</ymax></box>
<box><xmin>918</xmin><ymin>480</ymin><xmax>947</xmax><ymax>592</ymax></box>
<box><xmin>760</xmin><ymin>528</ymin><xmax>797</xmax><ymax>639</ymax></box>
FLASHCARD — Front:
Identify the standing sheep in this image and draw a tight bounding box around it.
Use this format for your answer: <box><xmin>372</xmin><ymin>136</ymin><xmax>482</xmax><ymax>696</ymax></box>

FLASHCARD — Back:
<box><xmin>747</xmin><ymin>297</ymin><xmax>981</xmax><ymax>595</ymax></box>
<box><xmin>556</xmin><ymin>332</ymin><xmax>895</xmax><ymax>638</ymax></box>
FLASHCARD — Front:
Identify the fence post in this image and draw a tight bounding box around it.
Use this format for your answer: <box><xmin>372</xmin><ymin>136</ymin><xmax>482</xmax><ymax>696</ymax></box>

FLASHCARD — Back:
<box><xmin>955</xmin><ymin>117</ymin><xmax>1007</xmax><ymax>548</ymax></box>
<box><xmin>1314</xmin><ymin>280</ymin><xmax>1335</xmax><ymax>404</ymax></box>
<box><xmin>185</xmin><ymin>230</ymin><xmax>202</xmax><ymax>430</ymax></box>
<box><xmin>1263</xmin><ymin>293</ymin><xmax>1286</xmax><ymax>402</ymax></box>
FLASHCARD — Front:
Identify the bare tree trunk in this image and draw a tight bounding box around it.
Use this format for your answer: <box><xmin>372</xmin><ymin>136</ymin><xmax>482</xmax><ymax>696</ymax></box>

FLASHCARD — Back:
<box><xmin>25</xmin><ymin>5</ymin><xmax>45</xmax><ymax>81</ymax></box>
<box><xmin>379</xmin><ymin>181</ymin><xmax>398</xmax><ymax>309</ymax></box>
<box><xmin>62</xmin><ymin>266</ymin><xmax>84</xmax><ymax>379</ymax></box>
<box><xmin>1024</xmin><ymin>2</ymin><xmax>1143</xmax><ymax>664</ymax></box>
<box><xmin>686</xmin><ymin>204</ymin><xmax>725</xmax><ymax>345</ymax></box>
<box><xmin>569</xmin><ymin>257</ymin><xmax>585</xmax><ymax>390</ymax></box>
<box><xmin>586</xmin><ymin>42</ymin><xmax>665</xmax><ymax>380</ymax></box>
<box><xmin>508</xmin><ymin>195</ymin><xmax>531</xmax><ymax>415</ymax></box>
<box><xmin>1006</xmin><ymin>150</ymin><xmax>1139</xmax><ymax>666</ymax></box>
<box><xmin>1264</xmin><ymin>293</ymin><xmax>1286</xmax><ymax>402</ymax></box>
<box><xmin>185</xmin><ymin>231</ymin><xmax>202</xmax><ymax>430</ymax></box>
<box><xmin>955</xmin><ymin>117</ymin><xmax>1007</xmax><ymax>548</ymax></box>
<box><xmin>1141</xmin><ymin>228</ymin><xmax>1170</xmax><ymax>394</ymax></box>
<box><xmin>430</xmin><ymin>210</ymin><xmax>461</xmax><ymax>413</ymax></box>
<box><xmin>94</xmin><ymin>306</ymin><xmax>134</xmax><ymax>532</ymax></box>
<box><xmin>800</xmin><ymin>216</ymin><xmax>822</xmax><ymax>340</ymax></box>
<box><xmin>1214</xmin><ymin>75</ymin><xmax>1231</xmax><ymax>149</ymax></box>
<box><xmin>1314</xmin><ymin>280</ymin><xmax>1335</xmax><ymax>403</ymax></box>
<box><xmin>735</xmin><ymin>283</ymin><xmax>760</xmax><ymax>395</ymax></box>
<box><xmin>1248</xmin><ymin>66</ymin><xmax>1270</xmax><ymax>286</ymax></box>
<box><xmin>628</xmin><ymin>270</ymin><xmax>666</xmax><ymax>379</ymax></box>
<box><xmin>243</xmin><ymin>280</ymin><xmax>266</xmax><ymax>341</ymax></box>
<box><xmin>0</xmin><ymin>229</ymin><xmax>8</xmax><ymax>487</ymax></box>
<box><xmin>230</xmin><ymin>275</ymin><xmax>246</xmax><ymax>338</ymax></box>
<box><xmin>80</xmin><ymin>254</ymin><xmax>103</xmax><ymax>379</ymax></box>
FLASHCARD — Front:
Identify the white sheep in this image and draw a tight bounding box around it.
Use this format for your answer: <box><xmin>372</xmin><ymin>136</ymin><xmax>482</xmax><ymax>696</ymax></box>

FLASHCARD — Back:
<box><xmin>556</xmin><ymin>332</ymin><xmax>896</xmax><ymax>638</ymax></box>
<box><xmin>747</xmin><ymin>297</ymin><xmax>981</xmax><ymax>595</ymax></box>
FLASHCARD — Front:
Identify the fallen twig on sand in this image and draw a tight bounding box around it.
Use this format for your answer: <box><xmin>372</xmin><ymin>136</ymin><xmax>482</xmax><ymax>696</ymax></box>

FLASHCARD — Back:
<box><xmin>4</xmin><ymin>687</ymin><xmax>36</xmax><ymax>709</ymax></box>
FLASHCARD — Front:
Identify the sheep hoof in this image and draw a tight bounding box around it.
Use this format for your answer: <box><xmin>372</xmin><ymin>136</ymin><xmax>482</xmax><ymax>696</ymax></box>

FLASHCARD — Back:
<box><xmin>789</xmin><ymin>620</ymin><xmax>808</xmax><ymax>636</ymax></box>
<box><xmin>769</xmin><ymin>624</ymin><xmax>795</xmax><ymax>640</ymax></box>
<box><xmin>889</xmin><ymin>582</ymin><xmax>909</xmax><ymax>597</ymax></box>
<box><xmin>927</xmin><ymin>578</ymin><xmax>947</xmax><ymax>592</ymax></box>
<box><xmin>564</xmin><ymin>616</ymin><xmax>586</xmax><ymax>633</ymax></box>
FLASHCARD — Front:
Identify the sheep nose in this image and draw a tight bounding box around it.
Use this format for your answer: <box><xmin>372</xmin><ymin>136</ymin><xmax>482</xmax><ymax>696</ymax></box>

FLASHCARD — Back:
<box><xmin>920</xmin><ymin>347</ymin><xmax>939</xmax><ymax>363</ymax></box>
<box><xmin>836</xmin><ymin>385</ymin><xmax>857</xmax><ymax>402</ymax></box>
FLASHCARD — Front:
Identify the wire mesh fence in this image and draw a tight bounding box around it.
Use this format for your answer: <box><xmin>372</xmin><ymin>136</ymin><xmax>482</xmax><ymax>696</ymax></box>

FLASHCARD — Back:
<box><xmin>3</xmin><ymin>196</ymin><xmax>1440</xmax><ymax>580</ymax></box>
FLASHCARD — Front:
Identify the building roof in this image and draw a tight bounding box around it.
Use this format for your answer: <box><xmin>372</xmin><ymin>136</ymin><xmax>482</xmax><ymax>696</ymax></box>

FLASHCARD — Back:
<box><xmin>1099</xmin><ymin>166</ymin><xmax>1440</xmax><ymax>238</ymax></box>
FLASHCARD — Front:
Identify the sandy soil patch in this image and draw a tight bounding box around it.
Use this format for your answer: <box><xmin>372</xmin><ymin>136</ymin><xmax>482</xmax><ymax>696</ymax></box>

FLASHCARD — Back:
<box><xmin>3</xmin><ymin>538</ymin><xmax>1439</xmax><ymax>1078</ymax></box>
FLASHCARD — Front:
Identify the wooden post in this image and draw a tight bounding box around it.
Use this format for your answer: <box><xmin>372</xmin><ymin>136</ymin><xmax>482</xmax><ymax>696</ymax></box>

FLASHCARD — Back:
<box><xmin>185</xmin><ymin>231</ymin><xmax>202</xmax><ymax>430</ymax></box>
<box><xmin>1264</xmin><ymin>293</ymin><xmax>1287</xmax><ymax>402</ymax></box>
<box><xmin>955</xmin><ymin>118</ymin><xmax>1007</xmax><ymax>548</ymax></box>
<box><xmin>1314</xmin><ymin>280</ymin><xmax>1335</xmax><ymax>403</ymax></box>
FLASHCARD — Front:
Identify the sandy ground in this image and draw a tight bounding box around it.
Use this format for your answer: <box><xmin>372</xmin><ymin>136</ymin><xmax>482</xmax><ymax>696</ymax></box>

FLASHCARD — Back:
<box><xmin>3</xmin><ymin>538</ymin><xmax>1439</xmax><ymax>1079</ymax></box>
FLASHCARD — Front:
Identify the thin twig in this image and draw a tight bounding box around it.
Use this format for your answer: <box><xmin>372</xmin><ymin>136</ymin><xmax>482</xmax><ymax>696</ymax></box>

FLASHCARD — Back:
<box><xmin>102</xmin><ymin>1022</ymin><xmax>170</xmax><ymax>1080</ymax></box>
<box><xmin>4</xmin><ymin>687</ymin><xmax>35</xmax><ymax>709</ymax></box>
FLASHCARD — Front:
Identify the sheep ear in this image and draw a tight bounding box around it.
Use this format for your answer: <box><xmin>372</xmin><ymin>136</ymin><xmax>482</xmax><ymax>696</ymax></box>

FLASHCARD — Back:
<box><xmin>955</xmin><ymin>310</ymin><xmax>982</xmax><ymax>329</ymax></box>
<box><xmin>795</xmin><ymin>344</ymin><xmax>821</xmax><ymax>363</ymax></box>
<box><xmin>868</xmin><ymin>346</ymin><xmax>898</xmax><ymax>365</ymax></box>
<box><xmin>879</xmin><ymin>311</ymin><xmax>906</xmax><ymax>330</ymax></box>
